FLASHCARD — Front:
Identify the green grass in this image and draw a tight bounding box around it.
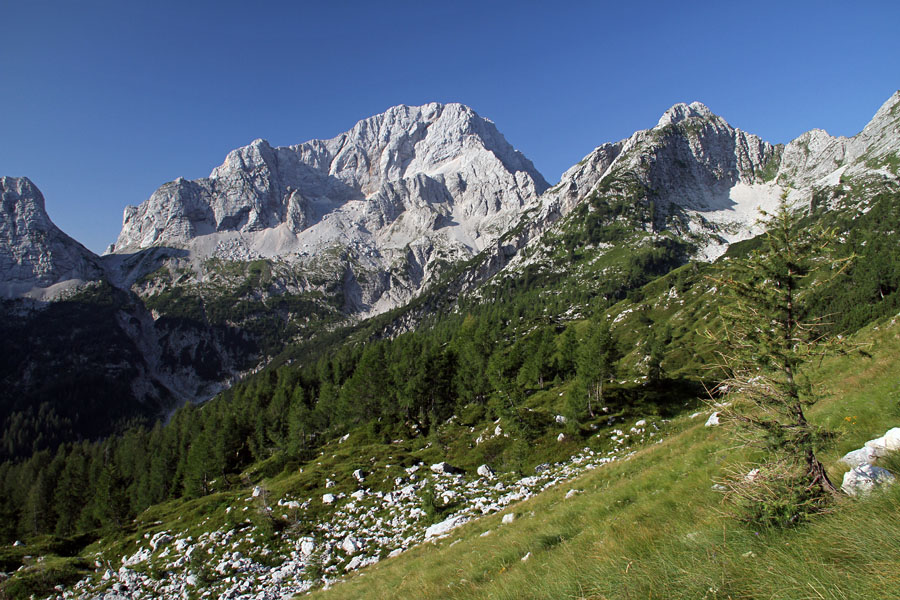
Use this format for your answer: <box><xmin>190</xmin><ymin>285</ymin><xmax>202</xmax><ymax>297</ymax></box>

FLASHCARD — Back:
<box><xmin>307</xmin><ymin>316</ymin><xmax>900</xmax><ymax>600</ymax></box>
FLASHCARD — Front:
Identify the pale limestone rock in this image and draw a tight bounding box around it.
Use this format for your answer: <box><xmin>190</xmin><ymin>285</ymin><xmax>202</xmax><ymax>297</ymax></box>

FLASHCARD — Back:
<box><xmin>424</xmin><ymin>515</ymin><xmax>466</xmax><ymax>540</ymax></box>
<box><xmin>883</xmin><ymin>427</ymin><xmax>900</xmax><ymax>451</ymax></box>
<box><xmin>110</xmin><ymin>103</ymin><xmax>549</xmax><ymax>318</ymax></box>
<box><xmin>841</xmin><ymin>447</ymin><xmax>877</xmax><ymax>468</ymax></box>
<box><xmin>0</xmin><ymin>176</ymin><xmax>104</xmax><ymax>298</ymax></box>
<box><xmin>430</xmin><ymin>461</ymin><xmax>458</xmax><ymax>475</ymax></box>
<box><xmin>842</xmin><ymin>464</ymin><xmax>896</xmax><ymax>496</ymax></box>
<box><xmin>477</xmin><ymin>464</ymin><xmax>495</xmax><ymax>479</ymax></box>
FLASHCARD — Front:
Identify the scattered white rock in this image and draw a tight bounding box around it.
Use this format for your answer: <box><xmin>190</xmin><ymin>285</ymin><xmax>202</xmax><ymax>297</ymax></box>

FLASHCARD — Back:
<box><xmin>705</xmin><ymin>412</ymin><xmax>720</xmax><ymax>427</ymax></box>
<box><xmin>477</xmin><ymin>464</ymin><xmax>495</xmax><ymax>479</ymax></box>
<box><xmin>322</xmin><ymin>493</ymin><xmax>335</xmax><ymax>505</ymax></box>
<box><xmin>501</xmin><ymin>513</ymin><xmax>515</xmax><ymax>525</ymax></box>
<box><xmin>521</xmin><ymin>552</ymin><xmax>532</xmax><ymax>562</ymax></box>
<box><xmin>430</xmin><ymin>462</ymin><xmax>458</xmax><ymax>475</ymax></box>
<box><xmin>424</xmin><ymin>516</ymin><xmax>467</xmax><ymax>540</ymax></box>
<box><xmin>842</xmin><ymin>464</ymin><xmax>896</xmax><ymax>496</ymax></box>
<box><xmin>555</xmin><ymin>415</ymin><xmax>567</xmax><ymax>424</ymax></box>
<box><xmin>353</xmin><ymin>469</ymin><xmax>366</xmax><ymax>482</ymax></box>
<box><xmin>565</xmin><ymin>489</ymin><xmax>582</xmax><ymax>499</ymax></box>
<box><xmin>841</xmin><ymin>447</ymin><xmax>877</xmax><ymax>468</ymax></box>
<box><xmin>557</xmin><ymin>433</ymin><xmax>566</xmax><ymax>442</ymax></box>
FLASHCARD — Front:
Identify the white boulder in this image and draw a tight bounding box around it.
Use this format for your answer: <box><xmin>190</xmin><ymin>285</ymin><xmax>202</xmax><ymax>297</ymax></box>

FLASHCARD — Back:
<box><xmin>840</xmin><ymin>447</ymin><xmax>877</xmax><ymax>468</ymax></box>
<box><xmin>884</xmin><ymin>428</ymin><xmax>900</xmax><ymax>451</ymax></box>
<box><xmin>322</xmin><ymin>493</ymin><xmax>335</xmax><ymax>505</ymax></box>
<box><xmin>842</xmin><ymin>464</ymin><xmax>896</xmax><ymax>496</ymax></box>
<box><xmin>705</xmin><ymin>412</ymin><xmax>720</xmax><ymax>427</ymax></box>
<box><xmin>477</xmin><ymin>464</ymin><xmax>495</xmax><ymax>479</ymax></box>
<box><xmin>430</xmin><ymin>462</ymin><xmax>458</xmax><ymax>475</ymax></box>
<box><xmin>424</xmin><ymin>516</ymin><xmax>467</xmax><ymax>540</ymax></box>
<box><xmin>341</xmin><ymin>536</ymin><xmax>360</xmax><ymax>555</ymax></box>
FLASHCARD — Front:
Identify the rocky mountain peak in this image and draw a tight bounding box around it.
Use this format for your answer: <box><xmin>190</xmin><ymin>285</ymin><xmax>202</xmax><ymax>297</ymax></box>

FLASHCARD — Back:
<box><xmin>112</xmin><ymin>102</ymin><xmax>548</xmax><ymax>261</ymax></box>
<box><xmin>108</xmin><ymin>102</ymin><xmax>549</xmax><ymax>316</ymax></box>
<box><xmin>656</xmin><ymin>101</ymin><xmax>714</xmax><ymax>128</ymax></box>
<box><xmin>0</xmin><ymin>176</ymin><xmax>103</xmax><ymax>298</ymax></box>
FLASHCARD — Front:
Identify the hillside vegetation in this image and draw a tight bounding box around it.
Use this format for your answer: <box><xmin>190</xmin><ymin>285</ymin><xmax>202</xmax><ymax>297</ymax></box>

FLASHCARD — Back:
<box><xmin>309</xmin><ymin>316</ymin><xmax>900</xmax><ymax>600</ymax></box>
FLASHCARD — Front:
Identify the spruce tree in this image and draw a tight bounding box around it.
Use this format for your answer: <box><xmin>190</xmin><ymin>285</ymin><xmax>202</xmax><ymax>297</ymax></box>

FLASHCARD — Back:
<box><xmin>573</xmin><ymin>319</ymin><xmax>617</xmax><ymax>418</ymax></box>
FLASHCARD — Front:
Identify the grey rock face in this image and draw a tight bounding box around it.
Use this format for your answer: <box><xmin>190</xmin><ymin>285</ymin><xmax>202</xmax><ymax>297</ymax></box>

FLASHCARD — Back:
<box><xmin>110</xmin><ymin>103</ymin><xmax>549</xmax><ymax>317</ymax></box>
<box><xmin>779</xmin><ymin>91</ymin><xmax>900</xmax><ymax>187</ymax></box>
<box><xmin>842</xmin><ymin>464</ymin><xmax>896</xmax><ymax>496</ymax></box>
<box><xmin>112</xmin><ymin>103</ymin><xmax>547</xmax><ymax>256</ymax></box>
<box><xmin>0</xmin><ymin>176</ymin><xmax>104</xmax><ymax>298</ymax></box>
<box><xmin>530</xmin><ymin>93</ymin><xmax>900</xmax><ymax>264</ymax></box>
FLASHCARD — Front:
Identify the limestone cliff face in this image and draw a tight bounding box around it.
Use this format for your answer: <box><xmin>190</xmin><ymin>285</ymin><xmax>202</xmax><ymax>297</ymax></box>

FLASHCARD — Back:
<box><xmin>530</xmin><ymin>93</ymin><xmax>899</xmax><ymax>263</ymax></box>
<box><xmin>0</xmin><ymin>176</ymin><xmax>104</xmax><ymax>298</ymax></box>
<box><xmin>112</xmin><ymin>103</ymin><xmax>547</xmax><ymax>256</ymax></box>
<box><xmin>778</xmin><ymin>91</ymin><xmax>900</xmax><ymax>187</ymax></box>
<box><xmin>109</xmin><ymin>103</ymin><xmax>549</xmax><ymax>315</ymax></box>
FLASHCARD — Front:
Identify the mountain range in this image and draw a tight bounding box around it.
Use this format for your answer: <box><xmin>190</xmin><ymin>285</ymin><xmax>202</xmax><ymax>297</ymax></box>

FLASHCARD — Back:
<box><xmin>1</xmin><ymin>92</ymin><xmax>898</xmax><ymax>459</ymax></box>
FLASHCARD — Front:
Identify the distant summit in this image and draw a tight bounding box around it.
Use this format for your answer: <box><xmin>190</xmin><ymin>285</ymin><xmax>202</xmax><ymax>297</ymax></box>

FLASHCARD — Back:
<box><xmin>0</xmin><ymin>176</ymin><xmax>103</xmax><ymax>298</ymax></box>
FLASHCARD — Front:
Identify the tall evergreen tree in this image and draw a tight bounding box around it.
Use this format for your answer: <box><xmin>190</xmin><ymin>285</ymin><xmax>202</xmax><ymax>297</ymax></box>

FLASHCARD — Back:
<box><xmin>574</xmin><ymin>319</ymin><xmax>617</xmax><ymax>418</ymax></box>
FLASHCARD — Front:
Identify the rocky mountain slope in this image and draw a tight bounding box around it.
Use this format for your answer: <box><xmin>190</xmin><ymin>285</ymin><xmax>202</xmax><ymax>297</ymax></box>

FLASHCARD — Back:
<box><xmin>0</xmin><ymin>177</ymin><xmax>105</xmax><ymax>299</ymax></box>
<box><xmin>108</xmin><ymin>103</ymin><xmax>549</xmax><ymax>316</ymax></box>
<box><xmin>0</xmin><ymin>94</ymin><xmax>897</xmax><ymax>459</ymax></box>
<box><xmin>465</xmin><ymin>91</ymin><xmax>900</xmax><ymax>309</ymax></box>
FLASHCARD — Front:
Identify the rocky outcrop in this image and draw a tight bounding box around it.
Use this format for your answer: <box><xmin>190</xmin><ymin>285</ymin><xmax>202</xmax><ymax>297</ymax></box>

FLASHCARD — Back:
<box><xmin>839</xmin><ymin>426</ymin><xmax>900</xmax><ymax>496</ymax></box>
<box><xmin>515</xmin><ymin>92</ymin><xmax>900</xmax><ymax>267</ymax></box>
<box><xmin>0</xmin><ymin>176</ymin><xmax>104</xmax><ymax>298</ymax></box>
<box><xmin>109</xmin><ymin>103</ymin><xmax>548</xmax><ymax>317</ymax></box>
<box><xmin>778</xmin><ymin>91</ymin><xmax>900</xmax><ymax>187</ymax></box>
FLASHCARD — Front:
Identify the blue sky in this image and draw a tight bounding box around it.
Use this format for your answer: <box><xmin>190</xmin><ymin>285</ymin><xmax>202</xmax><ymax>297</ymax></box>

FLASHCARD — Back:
<box><xmin>2</xmin><ymin>0</ymin><xmax>898</xmax><ymax>253</ymax></box>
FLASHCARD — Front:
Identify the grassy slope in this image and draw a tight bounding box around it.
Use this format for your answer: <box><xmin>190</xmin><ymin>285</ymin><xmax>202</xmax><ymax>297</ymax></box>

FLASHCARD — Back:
<box><xmin>309</xmin><ymin>315</ymin><xmax>900</xmax><ymax>600</ymax></box>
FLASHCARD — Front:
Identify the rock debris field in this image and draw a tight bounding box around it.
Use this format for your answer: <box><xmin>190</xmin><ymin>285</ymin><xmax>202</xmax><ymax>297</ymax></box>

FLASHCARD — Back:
<box><xmin>46</xmin><ymin>419</ymin><xmax>665</xmax><ymax>600</ymax></box>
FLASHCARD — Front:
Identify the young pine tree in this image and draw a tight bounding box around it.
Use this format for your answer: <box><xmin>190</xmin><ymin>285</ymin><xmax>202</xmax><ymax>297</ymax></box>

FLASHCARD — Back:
<box><xmin>711</xmin><ymin>196</ymin><xmax>851</xmax><ymax>524</ymax></box>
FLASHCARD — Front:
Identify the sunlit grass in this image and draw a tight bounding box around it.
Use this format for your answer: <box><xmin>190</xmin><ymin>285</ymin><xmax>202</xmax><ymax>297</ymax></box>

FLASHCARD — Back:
<box><xmin>309</xmin><ymin>317</ymin><xmax>900</xmax><ymax>600</ymax></box>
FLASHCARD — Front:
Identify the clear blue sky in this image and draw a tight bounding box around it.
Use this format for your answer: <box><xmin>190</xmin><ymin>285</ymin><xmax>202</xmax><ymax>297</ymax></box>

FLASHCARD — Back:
<box><xmin>2</xmin><ymin>0</ymin><xmax>898</xmax><ymax>253</ymax></box>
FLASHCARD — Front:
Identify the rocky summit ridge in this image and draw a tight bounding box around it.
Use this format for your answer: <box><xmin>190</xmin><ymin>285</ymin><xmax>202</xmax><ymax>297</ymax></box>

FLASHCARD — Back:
<box><xmin>0</xmin><ymin>176</ymin><xmax>104</xmax><ymax>299</ymax></box>
<box><xmin>523</xmin><ymin>91</ymin><xmax>900</xmax><ymax>263</ymax></box>
<box><xmin>0</xmin><ymin>92</ymin><xmax>897</xmax><ymax>459</ymax></box>
<box><xmin>106</xmin><ymin>102</ymin><xmax>549</xmax><ymax>316</ymax></box>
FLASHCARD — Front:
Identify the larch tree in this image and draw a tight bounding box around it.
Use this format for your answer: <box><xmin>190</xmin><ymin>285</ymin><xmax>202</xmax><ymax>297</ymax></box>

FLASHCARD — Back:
<box><xmin>711</xmin><ymin>195</ymin><xmax>851</xmax><ymax>524</ymax></box>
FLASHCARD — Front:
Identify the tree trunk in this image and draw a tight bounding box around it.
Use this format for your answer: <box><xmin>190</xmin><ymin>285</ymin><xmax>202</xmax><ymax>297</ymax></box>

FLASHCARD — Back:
<box><xmin>807</xmin><ymin>449</ymin><xmax>840</xmax><ymax>496</ymax></box>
